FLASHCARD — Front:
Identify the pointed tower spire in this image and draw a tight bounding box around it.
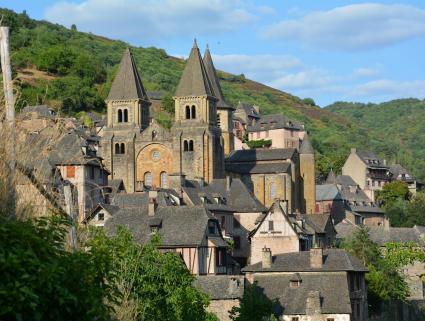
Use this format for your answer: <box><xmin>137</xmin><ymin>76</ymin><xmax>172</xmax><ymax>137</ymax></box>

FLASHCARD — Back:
<box><xmin>193</xmin><ymin>38</ymin><xmax>198</xmax><ymax>48</ymax></box>
<box><xmin>203</xmin><ymin>44</ymin><xmax>233</xmax><ymax>110</ymax></box>
<box><xmin>175</xmin><ymin>42</ymin><xmax>215</xmax><ymax>97</ymax></box>
<box><xmin>107</xmin><ymin>47</ymin><xmax>149</xmax><ymax>101</ymax></box>
<box><xmin>326</xmin><ymin>169</ymin><xmax>337</xmax><ymax>184</ymax></box>
<box><xmin>300</xmin><ymin>134</ymin><xmax>314</xmax><ymax>154</ymax></box>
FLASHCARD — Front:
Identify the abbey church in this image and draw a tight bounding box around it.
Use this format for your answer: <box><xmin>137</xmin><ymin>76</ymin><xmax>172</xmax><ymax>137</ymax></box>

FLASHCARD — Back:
<box><xmin>100</xmin><ymin>40</ymin><xmax>315</xmax><ymax>214</ymax></box>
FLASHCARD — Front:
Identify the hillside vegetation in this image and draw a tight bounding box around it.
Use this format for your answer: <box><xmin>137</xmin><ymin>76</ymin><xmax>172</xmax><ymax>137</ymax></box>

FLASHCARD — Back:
<box><xmin>326</xmin><ymin>99</ymin><xmax>425</xmax><ymax>180</ymax></box>
<box><xmin>1</xmin><ymin>8</ymin><xmax>421</xmax><ymax>179</ymax></box>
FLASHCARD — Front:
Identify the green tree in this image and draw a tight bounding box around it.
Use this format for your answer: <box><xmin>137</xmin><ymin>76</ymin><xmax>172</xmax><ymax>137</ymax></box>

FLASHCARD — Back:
<box><xmin>376</xmin><ymin>181</ymin><xmax>410</xmax><ymax>208</ymax></box>
<box><xmin>229</xmin><ymin>282</ymin><xmax>276</xmax><ymax>321</ymax></box>
<box><xmin>87</xmin><ymin>227</ymin><xmax>214</xmax><ymax>321</ymax></box>
<box><xmin>0</xmin><ymin>216</ymin><xmax>116</xmax><ymax>321</ymax></box>
<box><xmin>405</xmin><ymin>192</ymin><xmax>425</xmax><ymax>227</ymax></box>
<box><xmin>341</xmin><ymin>226</ymin><xmax>410</xmax><ymax>315</ymax></box>
<box><xmin>302</xmin><ymin>97</ymin><xmax>316</xmax><ymax>106</ymax></box>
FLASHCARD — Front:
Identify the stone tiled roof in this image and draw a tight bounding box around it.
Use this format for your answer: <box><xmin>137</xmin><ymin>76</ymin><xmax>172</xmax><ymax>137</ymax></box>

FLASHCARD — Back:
<box><xmin>335</xmin><ymin>222</ymin><xmax>425</xmax><ymax>246</ymax></box>
<box><xmin>316</xmin><ymin>184</ymin><xmax>342</xmax><ymax>201</ymax></box>
<box><xmin>246</xmin><ymin>114</ymin><xmax>303</xmax><ymax>132</ymax></box>
<box><xmin>242</xmin><ymin>249</ymin><xmax>367</xmax><ymax>272</ymax></box>
<box><xmin>193</xmin><ymin>275</ymin><xmax>244</xmax><ymax>300</ymax></box>
<box><xmin>225</xmin><ymin>162</ymin><xmax>291</xmax><ymax>174</ymax></box>
<box><xmin>203</xmin><ymin>45</ymin><xmax>233</xmax><ymax>110</ymax></box>
<box><xmin>175</xmin><ymin>40</ymin><xmax>215</xmax><ymax>97</ymax></box>
<box><xmin>226</xmin><ymin>148</ymin><xmax>296</xmax><ymax>162</ymax></box>
<box><xmin>107</xmin><ymin>48</ymin><xmax>149</xmax><ymax>101</ymax></box>
<box><xmin>235</xmin><ymin>102</ymin><xmax>261</xmax><ymax>119</ymax></box>
<box><xmin>254</xmin><ymin>273</ymin><xmax>352</xmax><ymax>315</ymax></box>
<box><xmin>105</xmin><ymin>205</ymin><xmax>226</xmax><ymax>247</ymax></box>
<box><xmin>302</xmin><ymin>214</ymin><xmax>333</xmax><ymax>234</ymax></box>
<box><xmin>355</xmin><ymin>149</ymin><xmax>388</xmax><ymax>169</ymax></box>
<box><xmin>21</xmin><ymin>105</ymin><xmax>57</xmax><ymax>118</ymax></box>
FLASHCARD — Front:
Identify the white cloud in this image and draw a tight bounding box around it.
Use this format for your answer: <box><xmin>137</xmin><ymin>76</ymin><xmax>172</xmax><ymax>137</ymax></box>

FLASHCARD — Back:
<box><xmin>352</xmin><ymin>67</ymin><xmax>381</xmax><ymax>78</ymax></box>
<box><xmin>45</xmin><ymin>0</ymin><xmax>257</xmax><ymax>42</ymax></box>
<box><xmin>263</xmin><ymin>3</ymin><xmax>425</xmax><ymax>51</ymax></box>
<box><xmin>352</xmin><ymin>79</ymin><xmax>425</xmax><ymax>98</ymax></box>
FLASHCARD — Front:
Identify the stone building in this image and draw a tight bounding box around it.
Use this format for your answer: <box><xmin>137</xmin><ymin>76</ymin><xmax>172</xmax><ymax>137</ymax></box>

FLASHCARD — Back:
<box><xmin>101</xmin><ymin>42</ymin><xmax>225</xmax><ymax>193</ymax></box>
<box><xmin>317</xmin><ymin>173</ymin><xmax>385</xmax><ymax>226</ymax></box>
<box><xmin>389</xmin><ymin>164</ymin><xmax>420</xmax><ymax>195</ymax></box>
<box><xmin>242</xmin><ymin>248</ymin><xmax>369</xmax><ymax>321</ymax></box>
<box><xmin>246</xmin><ymin>114</ymin><xmax>305</xmax><ymax>150</ymax></box>
<box><xmin>342</xmin><ymin>149</ymin><xmax>391</xmax><ymax>201</ymax></box>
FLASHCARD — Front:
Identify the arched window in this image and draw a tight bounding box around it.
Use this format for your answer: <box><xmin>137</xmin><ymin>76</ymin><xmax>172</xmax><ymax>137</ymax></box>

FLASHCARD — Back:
<box><xmin>191</xmin><ymin>105</ymin><xmax>196</xmax><ymax>119</ymax></box>
<box><xmin>123</xmin><ymin>109</ymin><xmax>128</xmax><ymax>122</ymax></box>
<box><xmin>144</xmin><ymin>172</ymin><xmax>152</xmax><ymax>187</ymax></box>
<box><xmin>160</xmin><ymin>172</ymin><xmax>168</xmax><ymax>188</ymax></box>
<box><xmin>120</xmin><ymin>143</ymin><xmax>125</xmax><ymax>154</ymax></box>
<box><xmin>184</xmin><ymin>140</ymin><xmax>189</xmax><ymax>151</ymax></box>
<box><xmin>118</xmin><ymin>109</ymin><xmax>123</xmax><ymax>123</ymax></box>
<box><xmin>269</xmin><ymin>183</ymin><xmax>277</xmax><ymax>201</ymax></box>
<box><xmin>115</xmin><ymin>143</ymin><xmax>120</xmax><ymax>154</ymax></box>
<box><xmin>189</xmin><ymin>140</ymin><xmax>194</xmax><ymax>151</ymax></box>
<box><xmin>186</xmin><ymin>105</ymin><xmax>191</xmax><ymax>119</ymax></box>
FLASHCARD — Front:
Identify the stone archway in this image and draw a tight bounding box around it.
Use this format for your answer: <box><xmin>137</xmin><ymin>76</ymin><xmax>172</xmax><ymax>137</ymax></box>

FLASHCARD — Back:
<box><xmin>136</xmin><ymin>144</ymin><xmax>173</xmax><ymax>189</ymax></box>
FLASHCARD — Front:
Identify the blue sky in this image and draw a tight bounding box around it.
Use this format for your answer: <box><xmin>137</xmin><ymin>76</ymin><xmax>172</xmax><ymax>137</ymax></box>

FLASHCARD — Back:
<box><xmin>2</xmin><ymin>0</ymin><xmax>425</xmax><ymax>106</ymax></box>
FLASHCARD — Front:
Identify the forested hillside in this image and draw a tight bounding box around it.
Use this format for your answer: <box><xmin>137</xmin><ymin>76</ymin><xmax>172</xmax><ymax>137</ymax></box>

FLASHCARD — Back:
<box><xmin>326</xmin><ymin>99</ymin><xmax>425</xmax><ymax>180</ymax></box>
<box><xmin>1</xmin><ymin>8</ymin><xmax>422</xmax><ymax>179</ymax></box>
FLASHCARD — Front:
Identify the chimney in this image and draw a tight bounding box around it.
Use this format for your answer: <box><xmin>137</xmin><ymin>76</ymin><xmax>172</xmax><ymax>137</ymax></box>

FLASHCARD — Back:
<box><xmin>262</xmin><ymin>247</ymin><xmax>272</xmax><ymax>269</ymax></box>
<box><xmin>226</xmin><ymin>175</ymin><xmax>232</xmax><ymax>192</ymax></box>
<box><xmin>310</xmin><ymin>247</ymin><xmax>323</xmax><ymax>269</ymax></box>
<box><xmin>306</xmin><ymin>290</ymin><xmax>321</xmax><ymax>315</ymax></box>
<box><xmin>351</xmin><ymin>148</ymin><xmax>357</xmax><ymax>154</ymax></box>
<box><xmin>148</xmin><ymin>190</ymin><xmax>158</xmax><ymax>216</ymax></box>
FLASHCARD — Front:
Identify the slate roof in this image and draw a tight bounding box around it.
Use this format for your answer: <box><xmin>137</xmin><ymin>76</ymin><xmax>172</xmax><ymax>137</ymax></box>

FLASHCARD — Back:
<box><xmin>175</xmin><ymin>40</ymin><xmax>215</xmax><ymax>97</ymax></box>
<box><xmin>316</xmin><ymin>184</ymin><xmax>342</xmax><ymax>201</ymax></box>
<box><xmin>335</xmin><ymin>222</ymin><xmax>425</xmax><ymax>246</ymax></box>
<box><xmin>242</xmin><ymin>249</ymin><xmax>367</xmax><ymax>272</ymax></box>
<box><xmin>254</xmin><ymin>273</ymin><xmax>352</xmax><ymax>315</ymax></box>
<box><xmin>193</xmin><ymin>275</ymin><xmax>244</xmax><ymax>300</ymax></box>
<box><xmin>21</xmin><ymin>105</ymin><xmax>57</xmax><ymax>118</ymax></box>
<box><xmin>301</xmin><ymin>214</ymin><xmax>333</xmax><ymax>234</ymax></box>
<box><xmin>203</xmin><ymin>45</ymin><xmax>233</xmax><ymax>110</ymax></box>
<box><xmin>105</xmin><ymin>205</ymin><xmax>225</xmax><ymax>247</ymax></box>
<box><xmin>355</xmin><ymin>149</ymin><xmax>388</xmax><ymax>169</ymax></box>
<box><xmin>246</xmin><ymin>114</ymin><xmax>303</xmax><ymax>132</ymax></box>
<box><xmin>226</xmin><ymin>148</ymin><xmax>296</xmax><ymax>163</ymax></box>
<box><xmin>348</xmin><ymin>205</ymin><xmax>384</xmax><ymax>214</ymax></box>
<box><xmin>107</xmin><ymin>48</ymin><xmax>149</xmax><ymax>101</ymax></box>
<box><xmin>235</xmin><ymin>102</ymin><xmax>261</xmax><ymax>119</ymax></box>
<box><xmin>183</xmin><ymin>179</ymin><xmax>267</xmax><ymax>213</ymax></box>
<box><xmin>299</xmin><ymin>134</ymin><xmax>314</xmax><ymax>154</ymax></box>
<box><xmin>335</xmin><ymin>175</ymin><xmax>358</xmax><ymax>187</ymax></box>
<box><xmin>225</xmin><ymin>162</ymin><xmax>291</xmax><ymax>174</ymax></box>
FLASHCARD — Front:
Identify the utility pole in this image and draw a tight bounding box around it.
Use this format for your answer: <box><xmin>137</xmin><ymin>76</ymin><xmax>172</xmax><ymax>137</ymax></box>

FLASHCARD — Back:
<box><xmin>1</xmin><ymin>26</ymin><xmax>16</xmax><ymax>218</ymax></box>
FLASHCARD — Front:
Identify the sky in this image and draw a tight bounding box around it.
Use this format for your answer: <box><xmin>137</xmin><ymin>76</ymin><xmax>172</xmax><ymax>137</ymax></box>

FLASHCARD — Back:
<box><xmin>2</xmin><ymin>0</ymin><xmax>425</xmax><ymax>106</ymax></box>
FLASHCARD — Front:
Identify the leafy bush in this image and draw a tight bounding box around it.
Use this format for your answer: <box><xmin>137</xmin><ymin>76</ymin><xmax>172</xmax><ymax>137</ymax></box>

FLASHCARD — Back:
<box><xmin>246</xmin><ymin>139</ymin><xmax>272</xmax><ymax>149</ymax></box>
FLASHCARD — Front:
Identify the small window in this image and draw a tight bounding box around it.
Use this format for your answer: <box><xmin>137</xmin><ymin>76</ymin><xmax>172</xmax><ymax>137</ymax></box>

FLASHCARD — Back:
<box><xmin>208</xmin><ymin>221</ymin><xmax>216</xmax><ymax>235</ymax></box>
<box><xmin>118</xmin><ymin>109</ymin><xmax>123</xmax><ymax>123</ymax></box>
<box><xmin>268</xmin><ymin>220</ymin><xmax>274</xmax><ymax>231</ymax></box>
<box><xmin>189</xmin><ymin>140</ymin><xmax>194</xmax><ymax>151</ymax></box>
<box><xmin>184</xmin><ymin>140</ymin><xmax>189</xmax><ymax>151</ymax></box>
<box><xmin>115</xmin><ymin>143</ymin><xmax>120</xmax><ymax>154</ymax></box>
<box><xmin>160</xmin><ymin>171</ymin><xmax>168</xmax><ymax>188</ymax></box>
<box><xmin>150</xmin><ymin>226</ymin><xmax>158</xmax><ymax>234</ymax></box>
<box><xmin>191</xmin><ymin>105</ymin><xmax>196</xmax><ymax>119</ymax></box>
<box><xmin>291</xmin><ymin>317</ymin><xmax>299</xmax><ymax>321</ymax></box>
<box><xmin>327</xmin><ymin>318</ymin><xmax>334</xmax><ymax>321</ymax></box>
<box><xmin>66</xmin><ymin>166</ymin><xmax>75</xmax><ymax>178</ymax></box>
<box><xmin>98</xmin><ymin>213</ymin><xmax>104</xmax><ymax>221</ymax></box>
<box><xmin>144</xmin><ymin>172</ymin><xmax>152</xmax><ymax>187</ymax></box>
<box><xmin>290</xmin><ymin>280</ymin><xmax>300</xmax><ymax>288</ymax></box>
<box><xmin>123</xmin><ymin>109</ymin><xmax>128</xmax><ymax>122</ymax></box>
<box><xmin>186</xmin><ymin>105</ymin><xmax>191</xmax><ymax>119</ymax></box>
<box><xmin>120</xmin><ymin>143</ymin><xmax>125</xmax><ymax>154</ymax></box>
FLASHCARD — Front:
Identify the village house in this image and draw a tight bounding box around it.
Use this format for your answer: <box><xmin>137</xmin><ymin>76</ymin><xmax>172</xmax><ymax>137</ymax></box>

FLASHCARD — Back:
<box><xmin>242</xmin><ymin>247</ymin><xmax>369</xmax><ymax>321</ymax></box>
<box><xmin>389</xmin><ymin>163</ymin><xmax>420</xmax><ymax>195</ymax></box>
<box><xmin>249</xmin><ymin>200</ymin><xmax>335</xmax><ymax>264</ymax></box>
<box><xmin>316</xmin><ymin>172</ymin><xmax>385</xmax><ymax>226</ymax></box>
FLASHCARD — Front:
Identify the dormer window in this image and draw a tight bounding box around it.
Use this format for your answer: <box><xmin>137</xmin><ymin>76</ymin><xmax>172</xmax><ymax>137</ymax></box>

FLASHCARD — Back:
<box><xmin>290</xmin><ymin>280</ymin><xmax>301</xmax><ymax>288</ymax></box>
<box><xmin>208</xmin><ymin>221</ymin><xmax>217</xmax><ymax>235</ymax></box>
<box><xmin>98</xmin><ymin>213</ymin><xmax>104</xmax><ymax>221</ymax></box>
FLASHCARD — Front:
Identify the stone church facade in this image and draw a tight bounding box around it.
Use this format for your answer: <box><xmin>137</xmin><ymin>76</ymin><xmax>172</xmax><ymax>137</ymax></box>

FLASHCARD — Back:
<box><xmin>101</xmin><ymin>42</ymin><xmax>225</xmax><ymax>192</ymax></box>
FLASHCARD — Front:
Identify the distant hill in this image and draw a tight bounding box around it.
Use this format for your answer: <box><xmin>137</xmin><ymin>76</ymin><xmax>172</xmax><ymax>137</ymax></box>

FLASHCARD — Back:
<box><xmin>2</xmin><ymin>7</ymin><xmax>421</xmax><ymax>179</ymax></box>
<box><xmin>326</xmin><ymin>99</ymin><xmax>425</xmax><ymax>180</ymax></box>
